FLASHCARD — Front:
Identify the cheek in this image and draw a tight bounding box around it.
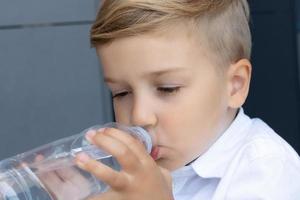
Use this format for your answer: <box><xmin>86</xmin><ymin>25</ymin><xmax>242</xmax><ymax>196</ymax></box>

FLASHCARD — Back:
<box><xmin>113</xmin><ymin>101</ymin><xmax>130</xmax><ymax>123</ymax></box>
<box><xmin>159</xmin><ymin>81</ymin><xmax>226</xmax><ymax>149</ymax></box>
<box><xmin>157</xmin><ymin>98</ymin><xmax>197</xmax><ymax>145</ymax></box>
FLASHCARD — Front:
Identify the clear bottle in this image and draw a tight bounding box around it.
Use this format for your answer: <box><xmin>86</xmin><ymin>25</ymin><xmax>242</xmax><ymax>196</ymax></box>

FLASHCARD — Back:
<box><xmin>0</xmin><ymin>123</ymin><xmax>152</xmax><ymax>200</ymax></box>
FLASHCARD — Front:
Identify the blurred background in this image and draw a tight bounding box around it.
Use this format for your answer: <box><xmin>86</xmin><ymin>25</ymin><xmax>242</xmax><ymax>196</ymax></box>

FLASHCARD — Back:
<box><xmin>0</xmin><ymin>0</ymin><xmax>299</xmax><ymax>159</ymax></box>
<box><xmin>0</xmin><ymin>0</ymin><xmax>114</xmax><ymax>159</ymax></box>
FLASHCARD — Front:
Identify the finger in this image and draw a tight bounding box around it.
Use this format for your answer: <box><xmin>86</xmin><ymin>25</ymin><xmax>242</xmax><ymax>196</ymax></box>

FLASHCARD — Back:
<box><xmin>33</xmin><ymin>155</ymin><xmax>63</xmax><ymax>188</ymax></box>
<box><xmin>75</xmin><ymin>153</ymin><xmax>128</xmax><ymax>190</ymax></box>
<box><xmin>55</xmin><ymin>167</ymin><xmax>93</xmax><ymax>197</ymax></box>
<box><xmin>55</xmin><ymin>167</ymin><xmax>76</xmax><ymax>181</ymax></box>
<box><xmin>26</xmin><ymin>154</ymin><xmax>44</xmax><ymax>171</ymax></box>
<box><xmin>39</xmin><ymin>171</ymin><xmax>63</xmax><ymax>185</ymax></box>
<box><xmin>56</xmin><ymin>167</ymin><xmax>87</xmax><ymax>184</ymax></box>
<box><xmin>88</xmin><ymin>128</ymin><xmax>141</xmax><ymax>172</ymax></box>
<box><xmin>101</xmin><ymin>128</ymin><xmax>151</xmax><ymax>162</ymax></box>
<box><xmin>88</xmin><ymin>191</ymin><xmax>121</xmax><ymax>200</ymax></box>
<box><xmin>34</xmin><ymin>154</ymin><xmax>44</xmax><ymax>162</ymax></box>
<box><xmin>38</xmin><ymin>171</ymin><xmax>64</xmax><ymax>199</ymax></box>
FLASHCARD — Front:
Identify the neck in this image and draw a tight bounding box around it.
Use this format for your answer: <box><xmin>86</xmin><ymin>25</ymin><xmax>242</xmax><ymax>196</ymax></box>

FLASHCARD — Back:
<box><xmin>185</xmin><ymin>108</ymin><xmax>239</xmax><ymax>167</ymax></box>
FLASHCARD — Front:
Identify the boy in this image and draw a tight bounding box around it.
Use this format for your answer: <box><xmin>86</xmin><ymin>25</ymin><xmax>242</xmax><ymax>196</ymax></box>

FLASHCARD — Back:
<box><xmin>74</xmin><ymin>0</ymin><xmax>300</xmax><ymax>199</ymax></box>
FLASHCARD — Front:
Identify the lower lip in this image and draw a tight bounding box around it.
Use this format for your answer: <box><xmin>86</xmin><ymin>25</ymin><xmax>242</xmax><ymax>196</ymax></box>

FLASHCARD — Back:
<box><xmin>150</xmin><ymin>146</ymin><xmax>160</xmax><ymax>160</ymax></box>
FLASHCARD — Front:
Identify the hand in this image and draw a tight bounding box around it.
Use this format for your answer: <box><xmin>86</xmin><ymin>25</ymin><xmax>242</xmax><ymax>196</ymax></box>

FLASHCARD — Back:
<box><xmin>75</xmin><ymin>128</ymin><xmax>174</xmax><ymax>200</ymax></box>
<box><xmin>33</xmin><ymin>155</ymin><xmax>93</xmax><ymax>200</ymax></box>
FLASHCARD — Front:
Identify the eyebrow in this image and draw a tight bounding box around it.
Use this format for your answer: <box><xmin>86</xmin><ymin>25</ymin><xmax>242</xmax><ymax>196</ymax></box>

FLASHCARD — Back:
<box><xmin>104</xmin><ymin>67</ymin><xmax>186</xmax><ymax>83</ymax></box>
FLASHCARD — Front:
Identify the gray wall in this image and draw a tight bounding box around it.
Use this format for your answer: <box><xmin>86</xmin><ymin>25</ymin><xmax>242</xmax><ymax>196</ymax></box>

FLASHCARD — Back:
<box><xmin>0</xmin><ymin>0</ymin><xmax>113</xmax><ymax>159</ymax></box>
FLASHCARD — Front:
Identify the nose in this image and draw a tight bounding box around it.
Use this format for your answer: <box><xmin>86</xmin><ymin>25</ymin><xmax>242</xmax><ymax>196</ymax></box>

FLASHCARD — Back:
<box><xmin>130</xmin><ymin>95</ymin><xmax>157</xmax><ymax>128</ymax></box>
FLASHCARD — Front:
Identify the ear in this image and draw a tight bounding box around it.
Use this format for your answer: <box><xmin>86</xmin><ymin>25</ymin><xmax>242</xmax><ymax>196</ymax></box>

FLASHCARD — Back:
<box><xmin>226</xmin><ymin>59</ymin><xmax>252</xmax><ymax>109</ymax></box>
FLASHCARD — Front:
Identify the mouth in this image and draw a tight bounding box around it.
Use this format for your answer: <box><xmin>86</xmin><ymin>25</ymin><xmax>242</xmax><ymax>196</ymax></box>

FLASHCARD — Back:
<box><xmin>150</xmin><ymin>146</ymin><xmax>160</xmax><ymax>160</ymax></box>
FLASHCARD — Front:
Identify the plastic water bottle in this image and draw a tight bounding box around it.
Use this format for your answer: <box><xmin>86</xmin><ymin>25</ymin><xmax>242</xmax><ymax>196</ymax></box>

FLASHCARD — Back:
<box><xmin>0</xmin><ymin>123</ymin><xmax>152</xmax><ymax>200</ymax></box>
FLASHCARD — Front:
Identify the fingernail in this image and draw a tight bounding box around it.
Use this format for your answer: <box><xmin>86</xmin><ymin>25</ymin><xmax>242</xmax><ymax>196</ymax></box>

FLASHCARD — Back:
<box><xmin>85</xmin><ymin>130</ymin><xmax>96</xmax><ymax>143</ymax></box>
<box><xmin>76</xmin><ymin>153</ymin><xmax>90</xmax><ymax>167</ymax></box>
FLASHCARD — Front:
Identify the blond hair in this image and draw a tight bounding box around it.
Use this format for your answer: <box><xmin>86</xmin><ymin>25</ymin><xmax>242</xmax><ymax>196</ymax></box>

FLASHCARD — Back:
<box><xmin>90</xmin><ymin>0</ymin><xmax>251</xmax><ymax>66</ymax></box>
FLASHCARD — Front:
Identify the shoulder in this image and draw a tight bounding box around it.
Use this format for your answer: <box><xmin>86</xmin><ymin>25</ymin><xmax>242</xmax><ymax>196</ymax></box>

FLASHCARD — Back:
<box><xmin>242</xmin><ymin>117</ymin><xmax>300</xmax><ymax>163</ymax></box>
<box><xmin>220</xmin><ymin>117</ymin><xmax>300</xmax><ymax>199</ymax></box>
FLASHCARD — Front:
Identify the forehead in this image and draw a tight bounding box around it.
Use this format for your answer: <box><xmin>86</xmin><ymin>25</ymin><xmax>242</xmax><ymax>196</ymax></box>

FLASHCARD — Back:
<box><xmin>97</xmin><ymin>28</ymin><xmax>212</xmax><ymax>74</ymax></box>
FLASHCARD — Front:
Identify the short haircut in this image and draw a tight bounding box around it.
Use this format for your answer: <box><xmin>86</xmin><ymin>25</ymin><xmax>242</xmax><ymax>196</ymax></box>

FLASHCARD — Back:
<box><xmin>90</xmin><ymin>0</ymin><xmax>252</xmax><ymax>66</ymax></box>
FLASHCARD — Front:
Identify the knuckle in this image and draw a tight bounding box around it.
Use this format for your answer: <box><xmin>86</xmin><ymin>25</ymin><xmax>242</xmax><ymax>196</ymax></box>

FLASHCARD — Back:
<box><xmin>104</xmin><ymin>127</ymin><xmax>118</xmax><ymax>136</ymax></box>
<box><xmin>127</xmin><ymin>136</ymin><xmax>140</xmax><ymax>147</ymax></box>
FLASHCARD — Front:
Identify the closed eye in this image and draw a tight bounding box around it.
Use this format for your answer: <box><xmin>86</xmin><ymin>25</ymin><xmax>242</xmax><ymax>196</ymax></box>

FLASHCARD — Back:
<box><xmin>112</xmin><ymin>91</ymin><xmax>129</xmax><ymax>98</ymax></box>
<box><xmin>112</xmin><ymin>86</ymin><xmax>181</xmax><ymax>98</ymax></box>
<box><xmin>157</xmin><ymin>86</ymin><xmax>181</xmax><ymax>94</ymax></box>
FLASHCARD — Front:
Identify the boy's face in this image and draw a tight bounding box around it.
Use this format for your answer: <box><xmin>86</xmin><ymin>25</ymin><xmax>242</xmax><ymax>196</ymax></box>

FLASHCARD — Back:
<box><xmin>96</xmin><ymin>27</ymin><xmax>233</xmax><ymax>171</ymax></box>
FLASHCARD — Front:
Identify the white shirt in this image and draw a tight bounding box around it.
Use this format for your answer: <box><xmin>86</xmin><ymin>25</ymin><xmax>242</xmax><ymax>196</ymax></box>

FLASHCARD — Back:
<box><xmin>171</xmin><ymin>108</ymin><xmax>300</xmax><ymax>200</ymax></box>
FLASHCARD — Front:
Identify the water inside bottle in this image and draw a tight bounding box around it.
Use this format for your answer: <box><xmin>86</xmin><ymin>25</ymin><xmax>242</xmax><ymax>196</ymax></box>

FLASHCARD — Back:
<box><xmin>0</xmin><ymin>123</ymin><xmax>151</xmax><ymax>200</ymax></box>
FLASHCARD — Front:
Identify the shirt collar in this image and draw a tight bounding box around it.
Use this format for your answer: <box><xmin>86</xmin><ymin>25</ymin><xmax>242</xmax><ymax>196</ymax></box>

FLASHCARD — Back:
<box><xmin>191</xmin><ymin>108</ymin><xmax>252</xmax><ymax>178</ymax></box>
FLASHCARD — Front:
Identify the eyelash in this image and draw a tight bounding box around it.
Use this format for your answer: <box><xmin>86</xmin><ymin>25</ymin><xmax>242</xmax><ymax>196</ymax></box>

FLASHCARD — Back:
<box><xmin>157</xmin><ymin>86</ymin><xmax>181</xmax><ymax>94</ymax></box>
<box><xmin>112</xmin><ymin>86</ymin><xmax>181</xmax><ymax>99</ymax></box>
<box><xmin>112</xmin><ymin>91</ymin><xmax>129</xmax><ymax>99</ymax></box>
